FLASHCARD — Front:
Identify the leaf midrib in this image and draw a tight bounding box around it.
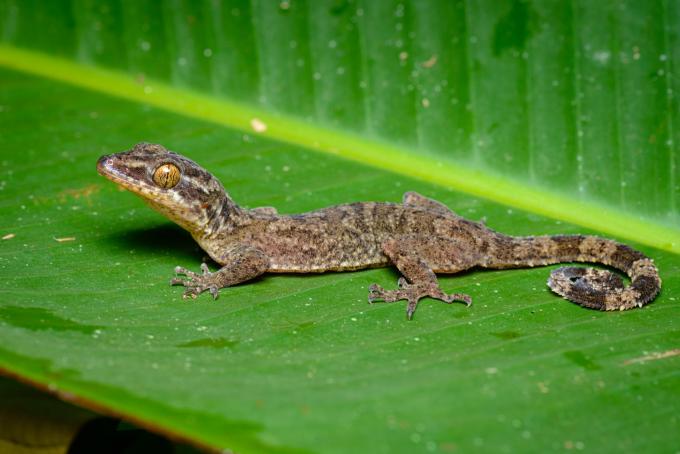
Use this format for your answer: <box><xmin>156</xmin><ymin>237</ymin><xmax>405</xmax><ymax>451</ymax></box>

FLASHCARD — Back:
<box><xmin>1</xmin><ymin>43</ymin><xmax>677</xmax><ymax>254</ymax></box>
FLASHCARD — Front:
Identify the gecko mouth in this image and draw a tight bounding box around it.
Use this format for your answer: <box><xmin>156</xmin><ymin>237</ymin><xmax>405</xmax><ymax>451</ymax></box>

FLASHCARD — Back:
<box><xmin>97</xmin><ymin>155</ymin><xmax>129</xmax><ymax>188</ymax></box>
<box><xmin>96</xmin><ymin>154</ymin><xmax>151</xmax><ymax>195</ymax></box>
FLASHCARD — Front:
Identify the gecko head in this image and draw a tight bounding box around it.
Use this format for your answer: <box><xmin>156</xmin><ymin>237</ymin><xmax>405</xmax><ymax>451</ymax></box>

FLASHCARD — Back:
<box><xmin>97</xmin><ymin>143</ymin><xmax>230</xmax><ymax>234</ymax></box>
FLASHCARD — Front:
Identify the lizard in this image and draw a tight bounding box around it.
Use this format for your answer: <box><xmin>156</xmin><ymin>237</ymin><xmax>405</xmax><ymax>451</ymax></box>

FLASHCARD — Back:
<box><xmin>96</xmin><ymin>143</ymin><xmax>661</xmax><ymax>319</ymax></box>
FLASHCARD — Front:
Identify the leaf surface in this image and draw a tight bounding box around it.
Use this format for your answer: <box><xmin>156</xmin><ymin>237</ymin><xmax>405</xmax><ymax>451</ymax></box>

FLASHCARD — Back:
<box><xmin>0</xmin><ymin>2</ymin><xmax>679</xmax><ymax>453</ymax></box>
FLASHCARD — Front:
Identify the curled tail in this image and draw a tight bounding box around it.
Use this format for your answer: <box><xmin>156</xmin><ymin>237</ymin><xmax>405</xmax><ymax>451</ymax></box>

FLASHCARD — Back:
<box><xmin>486</xmin><ymin>234</ymin><xmax>661</xmax><ymax>311</ymax></box>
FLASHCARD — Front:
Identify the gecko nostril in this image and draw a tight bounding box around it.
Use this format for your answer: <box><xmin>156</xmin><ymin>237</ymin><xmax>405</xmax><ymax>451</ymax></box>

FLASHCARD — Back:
<box><xmin>569</xmin><ymin>276</ymin><xmax>580</xmax><ymax>283</ymax></box>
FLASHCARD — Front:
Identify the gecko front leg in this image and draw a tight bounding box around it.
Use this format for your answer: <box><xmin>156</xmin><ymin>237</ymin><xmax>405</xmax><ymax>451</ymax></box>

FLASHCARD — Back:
<box><xmin>171</xmin><ymin>244</ymin><xmax>270</xmax><ymax>299</ymax></box>
<box><xmin>369</xmin><ymin>236</ymin><xmax>476</xmax><ymax>319</ymax></box>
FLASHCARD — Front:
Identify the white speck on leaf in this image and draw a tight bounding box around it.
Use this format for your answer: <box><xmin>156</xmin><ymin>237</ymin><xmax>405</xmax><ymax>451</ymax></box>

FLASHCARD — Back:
<box><xmin>250</xmin><ymin>118</ymin><xmax>267</xmax><ymax>133</ymax></box>
<box><xmin>593</xmin><ymin>50</ymin><xmax>610</xmax><ymax>64</ymax></box>
<box><xmin>422</xmin><ymin>55</ymin><xmax>438</xmax><ymax>68</ymax></box>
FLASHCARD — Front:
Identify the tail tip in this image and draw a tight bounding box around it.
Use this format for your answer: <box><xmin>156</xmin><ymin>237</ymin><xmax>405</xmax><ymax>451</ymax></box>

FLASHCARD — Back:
<box><xmin>548</xmin><ymin>266</ymin><xmax>625</xmax><ymax>310</ymax></box>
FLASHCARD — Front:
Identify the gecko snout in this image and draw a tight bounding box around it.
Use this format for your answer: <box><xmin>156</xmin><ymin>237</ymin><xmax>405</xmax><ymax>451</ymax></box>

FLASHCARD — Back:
<box><xmin>96</xmin><ymin>154</ymin><xmax>111</xmax><ymax>175</ymax></box>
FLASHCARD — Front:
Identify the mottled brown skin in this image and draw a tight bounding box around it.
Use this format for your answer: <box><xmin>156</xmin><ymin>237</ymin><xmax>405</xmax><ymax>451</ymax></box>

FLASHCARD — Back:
<box><xmin>97</xmin><ymin>143</ymin><xmax>662</xmax><ymax>319</ymax></box>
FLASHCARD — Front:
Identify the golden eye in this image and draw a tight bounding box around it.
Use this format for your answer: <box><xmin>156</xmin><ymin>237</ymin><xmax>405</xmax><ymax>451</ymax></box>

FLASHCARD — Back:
<box><xmin>153</xmin><ymin>163</ymin><xmax>180</xmax><ymax>189</ymax></box>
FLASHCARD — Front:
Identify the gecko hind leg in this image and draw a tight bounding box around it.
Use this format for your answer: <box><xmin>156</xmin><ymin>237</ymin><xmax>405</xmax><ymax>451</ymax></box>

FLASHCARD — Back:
<box><xmin>369</xmin><ymin>278</ymin><xmax>471</xmax><ymax>320</ymax></box>
<box><xmin>368</xmin><ymin>236</ymin><xmax>475</xmax><ymax>319</ymax></box>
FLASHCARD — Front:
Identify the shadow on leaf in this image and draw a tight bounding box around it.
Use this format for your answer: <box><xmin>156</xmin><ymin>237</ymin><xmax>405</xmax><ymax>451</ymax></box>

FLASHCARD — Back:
<box><xmin>106</xmin><ymin>224</ymin><xmax>205</xmax><ymax>264</ymax></box>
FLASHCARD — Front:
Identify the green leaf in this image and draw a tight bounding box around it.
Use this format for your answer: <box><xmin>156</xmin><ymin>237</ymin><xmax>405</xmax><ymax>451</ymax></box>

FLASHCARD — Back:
<box><xmin>0</xmin><ymin>2</ymin><xmax>679</xmax><ymax>453</ymax></box>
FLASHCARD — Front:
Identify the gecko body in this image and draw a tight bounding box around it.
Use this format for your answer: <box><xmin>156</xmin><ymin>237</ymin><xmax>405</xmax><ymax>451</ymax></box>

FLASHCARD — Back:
<box><xmin>97</xmin><ymin>143</ymin><xmax>661</xmax><ymax>319</ymax></box>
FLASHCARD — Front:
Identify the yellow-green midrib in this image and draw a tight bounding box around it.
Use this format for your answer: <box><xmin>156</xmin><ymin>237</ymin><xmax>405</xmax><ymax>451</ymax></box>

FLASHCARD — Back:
<box><xmin>0</xmin><ymin>44</ymin><xmax>677</xmax><ymax>254</ymax></box>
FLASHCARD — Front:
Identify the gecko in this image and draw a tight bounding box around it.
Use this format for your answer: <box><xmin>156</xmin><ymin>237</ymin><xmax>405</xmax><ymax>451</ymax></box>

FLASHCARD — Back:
<box><xmin>97</xmin><ymin>143</ymin><xmax>661</xmax><ymax>319</ymax></box>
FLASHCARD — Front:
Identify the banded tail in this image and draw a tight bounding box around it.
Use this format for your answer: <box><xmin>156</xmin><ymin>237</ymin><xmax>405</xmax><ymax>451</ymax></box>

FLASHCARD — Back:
<box><xmin>486</xmin><ymin>234</ymin><xmax>661</xmax><ymax>311</ymax></box>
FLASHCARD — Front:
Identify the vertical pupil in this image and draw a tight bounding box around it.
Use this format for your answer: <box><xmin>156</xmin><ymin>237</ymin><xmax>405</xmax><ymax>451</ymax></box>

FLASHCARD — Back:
<box><xmin>155</xmin><ymin>164</ymin><xmax>178</xmax><ymax>188</ymax></box>
<box><xmin>161</xmin><ymin>167</ymin><xmax>170</xmax><ymax>184</ymax></box>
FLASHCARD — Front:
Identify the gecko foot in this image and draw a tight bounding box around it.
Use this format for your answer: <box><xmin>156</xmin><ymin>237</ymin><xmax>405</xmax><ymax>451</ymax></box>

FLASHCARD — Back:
<box><xmin>368</xmin><ymin>278</ymin><xmax>471</xmax><ymax>320</ymax></box>
<box><xmin>171</xmin><ymin>263</ymin><xmax>220</xmax><ymax>300</ymax></box>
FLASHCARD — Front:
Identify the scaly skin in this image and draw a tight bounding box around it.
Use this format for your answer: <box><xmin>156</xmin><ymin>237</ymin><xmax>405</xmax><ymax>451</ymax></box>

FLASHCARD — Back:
<box><xmin>97</xmin><ymin>143</ymin><xmax>661</xmax><ymax>319</ymax></box>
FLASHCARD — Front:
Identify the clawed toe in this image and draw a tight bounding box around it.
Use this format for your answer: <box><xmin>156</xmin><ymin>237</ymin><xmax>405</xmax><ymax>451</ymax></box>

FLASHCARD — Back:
<box><xmin>406</xmin><ymin>299</ymin><xmax>418</xmax><ymax>320</ymax></box>
<box><xmin>368</xmin><ymin>283</ymin><xmax>400</xmax><ymax>304</ymax></box>
<box><xmin>174</xmin><ymin>266</ymin><xmax>200</xmax><ymax>278</ymax></box>
<box><xmin>397</xmin><ymin>277</ymin><xmax>409</xmax><ymax>289</ymax></box>
<box><xmin>182</xmin><ymin>288</ymin><xmax>199</xmax><ymax>300</ymax></box>
<box><xmin>453</xmin><ymin>293</ymin><xmax>472</xmax><ymax>306</ymax></box>
<box><xmin>368</xmin><ymin>284</ymin><xmax>386</xmax><ymax>303</ymax></box>
<box><xmin>178</xmin><ymin>282</ymin><xmax>220</xmax><ymax>300</ymax></box>
<box><xmin>439</xmin><ymin>292</ymin><xmax>472</xmax><ymax>306</ymax></box>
